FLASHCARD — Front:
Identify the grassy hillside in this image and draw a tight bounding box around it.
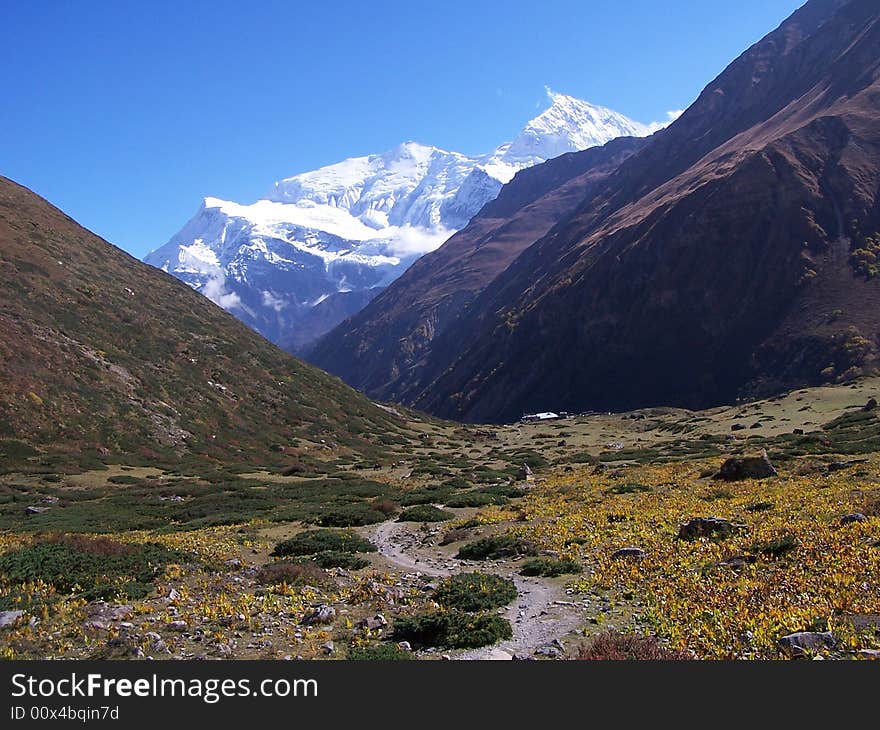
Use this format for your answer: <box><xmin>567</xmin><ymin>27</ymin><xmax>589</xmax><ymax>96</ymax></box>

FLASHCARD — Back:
<box><xmin>0</xmin><ymin>176</ymin><xmax>416</xmax><ymax>475</ymax></box>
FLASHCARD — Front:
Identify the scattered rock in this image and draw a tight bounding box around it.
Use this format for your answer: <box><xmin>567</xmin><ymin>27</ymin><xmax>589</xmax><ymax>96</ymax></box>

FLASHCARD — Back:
<box><xmin>827</xmin><ymin>459</ymin><xmax>869</xmax><ymax>473</ymax></box>
<box><xmin>85</xmin><ymin>602</ymin><xmax>134</xmax><ymax>621</ymax></box>
<box><xmin>24</xmin><ymin>505</ymin><xmax>50</xmax><ymax>515</ymax></box>
<box><xmin>167</xmin><ymin>620</ymin><xmax>188</xmax><ymax>632</ymax></box>
<box><xmin>611</xmin><ymin>547</ymin><xmax>646</xmax><ymax>560</ymax></box>
<box><xmin>357</xmin><ymin>613</ymin><xmax>388</xmax><ymax>631</ymax></box>
<box><xmin>716</xmin><ymin>554</ymin><xmax>757</xmax><ymax>569</ymax></box>
<box><xmin>534</xmin><ymin>639</ymin><xmax>565</xmax><ymax>658</ymax></box>
<box><xmin>714</xmin><ymin>451</ymin><xmax>777</xmax><ymax>481</ymax></box>
<box><xmin>0</xmin><ymin>610</ymin><xmax>25</xmax><ymax>628</ymax></box>
<box><xmin>793</xmin><ymin>428</ymin><xmax>805</xmax><ymax>435</ymax></box>
<box><xmin>863</xmin><ymin>397</ymin><xmax>878</xmax><ymax>412</ymax></box>
<box><xmin>858</xmin><ymin>649</ymin><xmax>880</xmax><ymax>660</ymax></box>
<box><xmin>303</xmin><ymin>604</ymin><xmax>336</xmax><ymax>626</ymax></box>
<box><xmin>320</xmin><ymin>641</ymin><xmax>334</xmax><ymax>655</ymax></box>
<box><xmin>518</xmin><ymin>463</ymin><xmax>534</xmax><ymax>482</ymax></box>
<box><xmin>839</xmin><ymin>513</ymin><xmax>867</xmax><ymax>525</ymax></box>
<box><xmin>678</xmin><ymin>517</ymin><xmax>746</xmax><ymax>541</ymax></box>
<box><xmin>730</xmin><ymin>423</ymin><xmax>746</xmax><ymax>432</ymax></box>
<box><xmin>397</xmin><ymin>641</ymin><xmax>412</xmax><ymax>652</ymax></box>
<box><xmin>777</xmin><ymin>631</ymin><xmax>836</xmax><ymax>658</ymax></box>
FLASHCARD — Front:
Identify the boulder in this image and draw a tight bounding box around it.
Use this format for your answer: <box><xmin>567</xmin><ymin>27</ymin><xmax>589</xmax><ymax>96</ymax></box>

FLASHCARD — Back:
<box><xmin>518</xmin><ymin>463</ymin><xmax>534</xmax><ymax>482</ymax></box>
<box><xmin>864</xmin><ymin>397</ymin><xmax>878</xmax><ymax>412</ymax></box>
<box><xmin>0</xmin><ymin>610</ymin><xmax>24</xmax><ymax>628</ymax></box>
<box><xmin>714</xmin><ymin>451</ymin><xmax>777</xmax><ymax>481</ymax></box>
<box><xmin>777</xmin><ymin>631</ymin><xmax>836</xmax><ymax>658</ymax></box>
<box><xmin>716</xmin><ymin>554</ymin><xmax>757</xmax><ymax>569</ymax></box>
<box><xmin>678</xmin><ymin>517</ymin><xmax>746</xmax><ymax>541</ymax></box>
<box><xmin>611</xmin><ymin>547</ymin><xmax>646</xmax><ymax>560</ymax></box>
<box><xmin>303</xmin><ymin>604</ymin><xmax>336</xmax><ymax>626</ymax></box>
<box><xmin>840</xmin><ymin>513</ymin><xmax>868</xmax><ymax>525</ymax></box>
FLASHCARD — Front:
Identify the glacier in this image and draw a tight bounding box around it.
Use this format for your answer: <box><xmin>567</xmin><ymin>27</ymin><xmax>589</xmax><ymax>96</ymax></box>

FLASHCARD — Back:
<box><xmin>145</xmin><ymin>91</ymin><xmax>657</xmax><ymax>353</ymax></box>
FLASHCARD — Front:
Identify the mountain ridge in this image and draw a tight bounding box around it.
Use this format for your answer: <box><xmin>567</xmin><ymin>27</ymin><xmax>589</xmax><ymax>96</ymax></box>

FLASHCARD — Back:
<box><xmin>313</xmin><ymin>0</ymin><xmax>880</xmax><ymax>423</ymax></box>
<box><xmin>145</xmin><ymin>94</ymin><xmax>657</xmax><ymax>352</ymax></box>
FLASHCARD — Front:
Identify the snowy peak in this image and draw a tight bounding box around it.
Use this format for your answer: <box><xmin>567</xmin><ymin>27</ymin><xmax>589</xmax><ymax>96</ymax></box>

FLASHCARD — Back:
<box><xmin>265</xmin><ymin>141</ymin><xmax>475</xmax><ymax>230</ymax></box>
<box><xmin>145</xmin><ymin>91</ymin><xmax>660</xmax><ymax>353</ymax></box>
<box><xmin>502</xmin><ymin>89</ymin><xmax>650</xmax><ymax>166</ymax></box>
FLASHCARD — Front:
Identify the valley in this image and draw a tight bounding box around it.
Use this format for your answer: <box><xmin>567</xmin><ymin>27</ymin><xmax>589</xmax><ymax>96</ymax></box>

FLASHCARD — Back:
<box><xmin>3</xmin><ymin>376</ymin><xmax>879</xmax><ymax>660</ymax></box>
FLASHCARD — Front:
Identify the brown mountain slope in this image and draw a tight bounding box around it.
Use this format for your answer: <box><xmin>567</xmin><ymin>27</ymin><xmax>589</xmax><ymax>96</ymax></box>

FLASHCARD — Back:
<box><xmin>0</xmin><ymin>176</ymin><xmax>413</xmax><ymax>469</ymax></box>
<box><xmin>409</xmin><ymin>0</ymin><xmax>880</xmax><ymax>422</ymax></box>
<box><xmin>318</xmin><ymin>0</ymin><xmax>880</xmax><ymax>423</ymax></box>
<box><xmin>307</xmin><ymin>136</ymin><xmax>647</xmax><ymax>400</ymax></box>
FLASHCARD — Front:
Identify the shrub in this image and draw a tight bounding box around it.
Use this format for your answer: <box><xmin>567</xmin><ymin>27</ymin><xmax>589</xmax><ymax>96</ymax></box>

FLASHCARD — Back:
<box><xmin>256</xmin><ymin>560</ymin><xmax>326</xmax><ymax>585</ymax></box>
<box><xmin>578</xmin><ymin>631</ymin><xmax>691</xmax><ymax>660</ymax></box>
<box><xmin>347</xmin><ymin>643</ymin><xmax>412</xmax><ymax>660</ymax></box>
<box><xmin>311</xmin><ymin>551</ymin><xmax>371</xmax><ymax>570</ymax></box>
<box><xmin>749</xmin><ymin>532</ymin><xmax>799</xmax><ymax>558</ymax></box>
<box><xmin>439</xmin><ymin>527</ymin><xmax>471</xmax><ymax>546</ymax></box>
<box><xmin>107</xmin><ymin>475</ymin><xmax>143</xmax><ymax>485</ymax></box>
<box><xmin>607</xmin><ymin>483</ymin><xmax>652</xmax><ymax>495</ymax></box>
<box><xmin>392</xmin><ymin>610</ymin><xmax>512</xmax><ymax>649</ymax></box>
<box><xmin>370</xmin><ymin>499</ymin><xmax>399</xmax><ymax>517</ymax></box>
<box><xmin>433</xmin><ymin>573</ymin><xmax>517</xmax><ymax>612</ymax></box>
<box><xmin>444</xmin><ymin>491</ymin><xmax>498</xmax><ymax>508</ymax></box>
<box><xmin>271</xmin><ymin>529</ymin><xmax>376</xmax><ymax>557</ymax></box>
<box><xmin>401</xmin><ymin>485</ymin><xmax>455</xmax><ymax>506</ymax></box>
<box><xmin>519</xmin><ymin>557</ymin><xmax>581</xmax><ymax>577</ymax></box>
<box><xmin>457</xmin><ymin>535</ymin><xmax>538</xmax><ymax>561</ymax></box>
<box><xmin>745</xmin><ymin>501</ymin><xmax>774</xmax><ymax>512</ymax></box>
<box><xmin>397</xmin><ymin>505</ymin><xmax>455</xmax><ymax>523</ymax></box>
<box><xmin>863</xmin><ymin>490</ymin><xmax>880</xmax><ymax>517</ymax></box>
<box><xmin>0</xmin><ymin>536</ymin><xmax>189</xmax><ymax>600</ymax></box>
<box><xmin>314</xmin><ymin>503</ymin><xmax>388</xmax><ymax>527</ymax></box>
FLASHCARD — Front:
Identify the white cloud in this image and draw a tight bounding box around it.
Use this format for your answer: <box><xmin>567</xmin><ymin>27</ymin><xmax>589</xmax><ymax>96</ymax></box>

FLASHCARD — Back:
<box><xmin>261</xmin><ymin>290</ymin><xmax>286</xmax><ymax>312</ymax></box>
<box><xmin>201</xmin><ymin>272</ymin><xmax>242</xmax><ymax>310</ymax></box>
<box><xmin>385</xmin><ymin>225</ymin><xmax>453</xmax><ymax>257</ymax></box>
<box><xmin>646</xmin><ymin>109</ymin><xmax>685</xmax><ymax>133</ymax></box>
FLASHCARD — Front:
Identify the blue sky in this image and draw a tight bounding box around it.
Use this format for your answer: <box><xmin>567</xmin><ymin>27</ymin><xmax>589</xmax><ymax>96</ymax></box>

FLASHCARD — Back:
<box><xmin>1</xmin><ymin>0</ymin><xmax>803</xmax><ymax>258</ymax></box>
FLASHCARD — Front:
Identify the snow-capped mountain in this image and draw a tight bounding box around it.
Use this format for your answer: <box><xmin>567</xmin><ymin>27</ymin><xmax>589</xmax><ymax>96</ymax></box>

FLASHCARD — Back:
<box><xmin>145</xmin><ymin>91</ymin><xmax>655</xmax><ymax>353</ymax></box>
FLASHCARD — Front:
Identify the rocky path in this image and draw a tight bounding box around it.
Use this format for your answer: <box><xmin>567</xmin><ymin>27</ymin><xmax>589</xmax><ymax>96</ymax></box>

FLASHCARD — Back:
<box><xmin>370</xmin><ymin>519</ymin><xmax>590</xmax><ymax>660</ymax></box>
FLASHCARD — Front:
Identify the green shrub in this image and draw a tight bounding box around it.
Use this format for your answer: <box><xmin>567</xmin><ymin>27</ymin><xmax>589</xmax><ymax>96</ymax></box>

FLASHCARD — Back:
<box><xmin>314</xmin><ymin>503</ymin><xmax>388</xmax><ymax>527</ymax></box>
<box><xmin>271</xmin><ymin>529</ymin><xmax>376</xmax><ymax>557</ymax></box>
<box><xmin>456</xmin><ymin>535</ymin><xmax>538</xmax><ymax>561</ymax></box>
<box><xmin>433</xmin><ymin>573</ymin><xmax>516</xmax><ymax>612</ymax></box>
<box><xmin>445</xmin><ymin>491</ymin><xmax>498</xmax><ymax>508</ymax></box>
<box><xmin>347</xmin><ymin>643</ymin><xmax>412</xmax><ymax>660</ymax></box>
<box><xmin>107</xmin><ymin>475</ymin><xmax>143</xmax><ymax>485</ymax></box>
<box><xmin>519</xmin><ymin>557</ymin><xmax>581</xmax><ymax>577</ymax></box>
<box><xmin>397</xmin><ymin>505</ymin><xmax>455</xmax><ymax>523</ymax></box>
<box><xmin>392</xmin><ymin>610</ymin><xmax>512</xmax><ymax>649</ymax></box>
<box><xmin>0</xmin><ymin>535</ymin><xmax>189</xmax><ymax>600</ymax></box>
<box><xmin>749</xmin><ymin>532</ymin><xmax>799</xmax><ymax>558</ymax></box>
<box><xmin>401</xmin><ymin>484</ymin><xmax>456</xmax><ymax>506</ymax></box>
<box><xmin>607</xmin><ymin>483</ymin><xmax>652</xmax><ymax>495</ymax></box>
<box><xmin>311</xmin><ymin>551</ymin><xmax>371</xmax><ymax>570</ymax></box>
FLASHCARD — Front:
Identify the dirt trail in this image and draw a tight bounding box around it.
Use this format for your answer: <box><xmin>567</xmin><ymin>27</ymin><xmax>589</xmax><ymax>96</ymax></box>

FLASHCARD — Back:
<box><xmin>370</xmin><ymin>519</ymin><xmax>589</xmax><ymax>660</ymax></box>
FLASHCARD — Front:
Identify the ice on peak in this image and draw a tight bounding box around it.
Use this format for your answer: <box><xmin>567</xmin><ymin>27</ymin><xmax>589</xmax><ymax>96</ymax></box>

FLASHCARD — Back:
<box><xmin>146</xmin><ymin>91</ymin><xmax>659</xmax><ymax>352</ymax></box>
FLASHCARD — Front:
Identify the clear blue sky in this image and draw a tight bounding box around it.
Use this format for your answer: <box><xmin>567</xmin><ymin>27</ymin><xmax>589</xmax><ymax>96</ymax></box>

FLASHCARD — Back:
<box><xmin>1</xmin><ymin>0</ymin><xmax>804</xmax><ymax>258</ymax></box>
